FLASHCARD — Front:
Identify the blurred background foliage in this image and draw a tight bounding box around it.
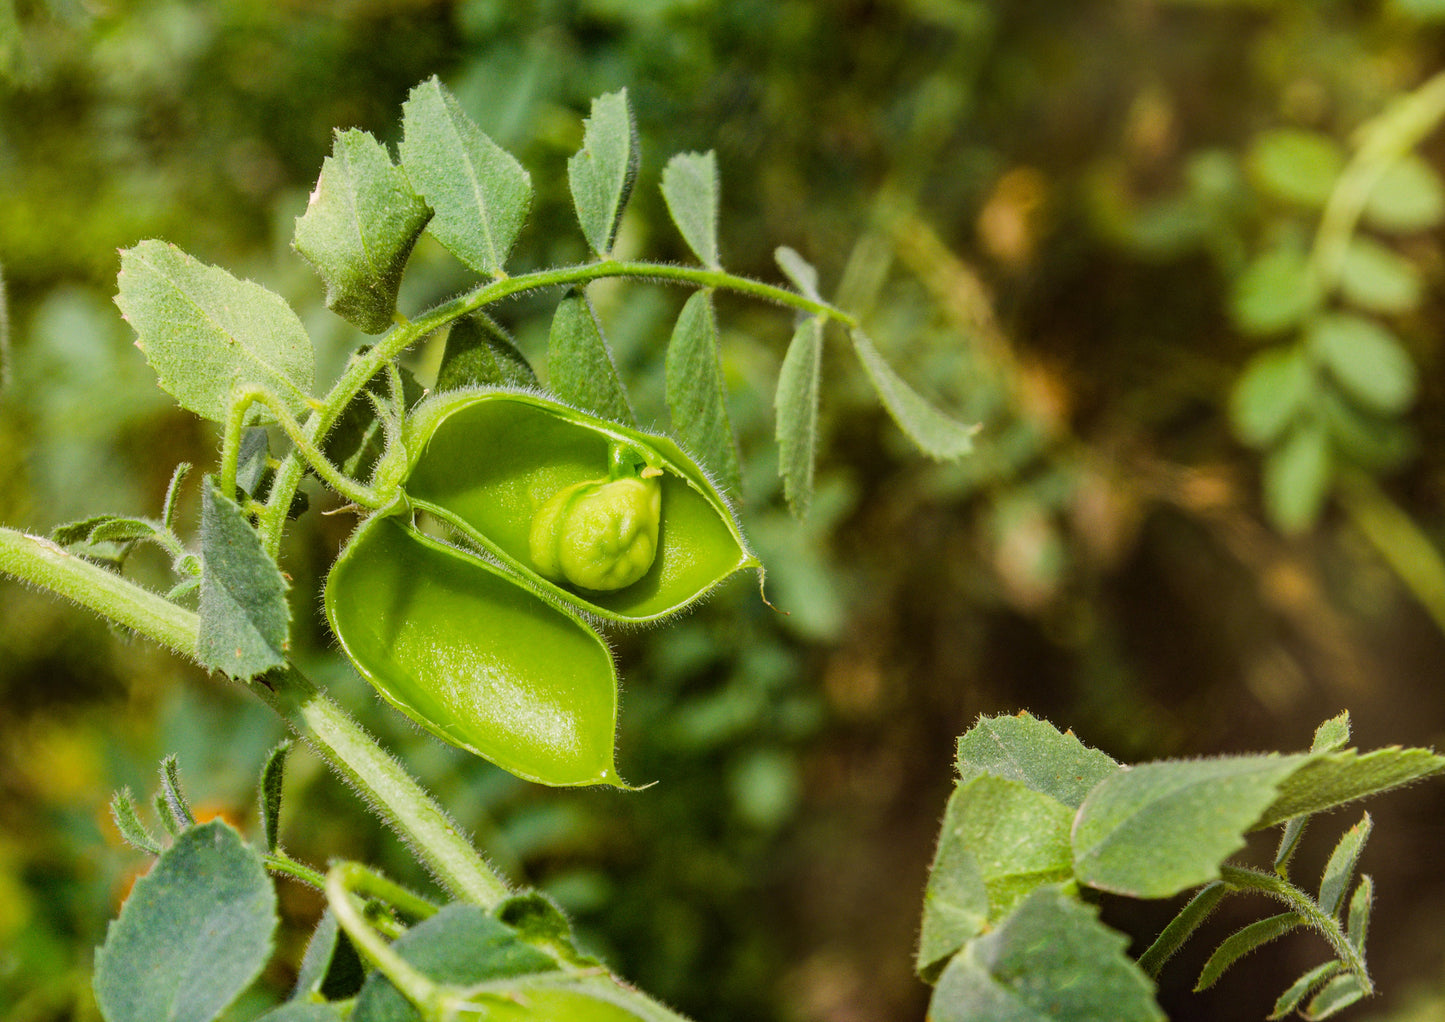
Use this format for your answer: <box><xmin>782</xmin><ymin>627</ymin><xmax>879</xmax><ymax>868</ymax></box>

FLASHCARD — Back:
<box><xmin>5</xmin><ymin>1</ymin><xmax>1445</xmax><ymax>1020</ymax></box>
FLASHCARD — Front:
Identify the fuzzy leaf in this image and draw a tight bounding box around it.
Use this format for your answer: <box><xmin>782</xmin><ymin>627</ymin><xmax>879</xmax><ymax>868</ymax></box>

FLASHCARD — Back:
<box><xmin>775</xmin><ymin>246</ymin><xmax>821</xmax><ymax>302</ymax></box>
<box><xmin>1302</xmin><ymin>974</ymin><xmax>1367</xmax><ymax>1020</ymax></box>
<box><xmin>929</xmin><ymin>887</ymin><xmax>1165</xmax><ymax>1022</ymax></box>
<box><xmin>661</xmin><ymin>151</ymin><xmax>721</xmax><ymax>268</ymax></box>
<box><xmin>1137</xmin><ymin>882</ymin><xmax>1228</xmax><ymax>978</ymax></box>
<box><xmin>851</xmin><ymin>329</ymin><xmax>977</xmax><ymax>460</ymax></box>
<box><xmin>1253</xmin><ymin>746</ymin><xmax>1445</xmax><ymax>829</ymax></box>
<box><xmin>1311</xmin><ymin>712</ymin><xmax>1352</xmax><ymax>753</ymax></box>
<box><xmin>110</xmin><ymin>788</ymin><xmax>162</xmax><ymax>856</ymax></box>
<box><xmin>1346</xmin><ymin>875</ymin><xmax>1372</xmax><ymax>952</ymax></box>
<box><xmin>1270</xmin><ymin>962</ymin><xmax>1344</xmax><ymax>1020</ymax></box>
<box><xmin>116</xmin><ymin>241</ymin><xmax>314</xmax><ymax>423</ymax></box>
<box><xmin>436</xmin><ymin>312</ymin><xmax>538</xmax><ymax>392</ymax></box>
<box><xmin>775</xmin><ymin>315</ymin><xmax>824</xmax><ymax>515</ymax></box>
<box><xmin>1263</xmin><ymin>421</ymin><xmax>1331</xmax><ymax>535</ymax></box>
<box><xmin>159</xmin><ymin>754</ymin><xmax>195</xmax><ymax>831</ymax></box>
<box><xmin>52</xmin><ymin>515</ymin><xmax>159</xmax><ymax>547</ymax></box>
<box><xmin>918</xmin><ymin>775</ymin><xmax>1074</xmax><ymax>981</ymax></box>
<box><xmin>1230</xmin><ymin>346</ymin><xmax>1312</xmax><ymax>448</ymax></box>
<box><xmin>1307</xmin><ymin>313</ymin><xmax>1417</xmax><ymax>415</ymax></box>
<box><xmin>494</xmin><ymin>890</ymin><xmax>600</xmax><ymax>968</ymax></box>
<box><xmin>1339</xmin><ymin>237</ymin><xmax>1422</xmax><ymax>314</ymax></box>
<box><xmin>162</xmin><ymin>463</ymin><xmax>192</xmax><ymax>531</ymax></box>
<box><xmin>1195</xmin><ymin>913</ymin><xmax>1302</xmax><ymax>992</ymax></box>
<box><xmin>198</xmin><ymin>481</ymin><xmax>290</xmax><ymax>680</ymax></box>
<box><xmin>1073</xmin><ymin>753</ymin><xmax>1306</xmax><ymax>898</ymax></box>
<box><xmin>293</xmin><ymin>129</ymin><xmax>431</xmax><ymax>334</ymax></box>
<box><xmin>399</xmin><ymin>76</ymin><xmax>532</xmax><ymax>276</ymax></box>
<box><xmin>568</xmin><ymin>90</ymin><xmax>639</xmax><ymax>257</ymax></box>
<box><xmin>93</xmin><ymin>820</ymin><xmax>277</xmax><ymax>1022</ymax></box>
<box><xmin>956</xmin><ymin>712</ymin><xmax>1120</xmax><ymax>810</ymax></box>
<box><xmin>258</xmin><ymin>740</ymin><xmax>290</xmax><ymax>854</ymax></box>
<box><xmin>665</xmin><ymin>290</ymin><xmax>740</xmax><ymax>493</ymax></box>
<box><xmin>1318</xmin><ymin>813</ymin><xmax>1371</xmax><ymax>917</ymax></box>
<box><xmin>548</xmin><ymin>289</ymin><xmax>635</xmax><ymax>424</ymax></box>
<box><xmin>1363</xmin><ymin>153</ymin><xmax>1445</xmax><ymax>232</ymax></box>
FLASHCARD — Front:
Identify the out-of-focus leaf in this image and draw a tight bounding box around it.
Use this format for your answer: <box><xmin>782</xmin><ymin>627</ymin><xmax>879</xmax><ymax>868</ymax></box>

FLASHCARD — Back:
<box><xmin>1253</xmin><ymin>746</ymin><xmax>1445</xmax><ymax>829</ymax></box>
<box><xmin>929</xmin><ymin>888</ymin><xmax>1164</xmax><ymax>1022</ymax></box>
<box><xmin>93</xmin><ymin>821</ymin><xmax>276</xmax><ymax>1022</ymax></box>
<box><xmin>293</xmin><ymin>129</ymin><xmax>431</xmax><ymax>334</ymax></box>
<box><xmin>1363</xmin><ymin>153</ymin><xmax>1445</xmax><ymax>232</ymax></box>
<box><xmin>1263</xmin><ymin>422</ymin><xmax>1331</xmax><ymax>535</ymax></box>
<box><xmin>115</xmin><ymin>241</ymin><xmax>314</xmax><ymax>423</ymax></box>
<box><xmin>436</xmin><ymin>313</ymin><xmax>537</xmax><ymax>392</ymax></box>
<box><xmin>775</xmin><ymin>246</ymin><xmax>822</xmax><ymax>302</ymax></box>
<box><xmin>1247</xmin><ymin>129</ymin><xmax>1345</xmax><ymax>208</ymax></box>
<box><xmin>661</xmin><ymin>151</ymin><xmax>721</xmax><ymax>269</ymax></box>
<box><xmin>1230</xmin><ymin>247</ymin><xmax>1321</xmax><ymax>337</ymax></box>
<box><xmin>198</xmin><ymin>481</ymin><xmax>290</xmax><ymax>680</ymax></box>
<box><xmin>568</xmin><ymin>90</ymin><xmax>639</xmax><ymax>257</ymax></box>
<box><xmin>399</xmin><ymin>76</ymin><xmax>531</xmax><ymax>276</ymax></box>
<box><xmin>775</xmin><ymin>315</ymin><xmax>824</xmax><ymax>515</ymax></box>
<box><xmin>1308</xmin><ymin>313</ymin><xmax>1416</xmax><ymax>415</ymax></box>
<box><xmin>956</xmin><ymin>712</ymin><xmax>1119</xmax><ymax>810</ymax></box>
<box><xmin>1073</xmin><ymin>753</ymin><xmax>1306</xmax><ymax>898</ymax></box>
<box><xmin>1229</xmin><ymin>346</ymin><xmax>1313</xmax><ymax>448</ymax></box>
<box><xmin>665</xmin><ymin>289</ymin><xmax>740</xmax><ymax>493</ymax></box>
<box><xmin>1338</xmin><ymin>237</ymin><xmax>1422</xmax><ymax>314</ymax></box>
<box><xmin>850</xmin><ymin>328</ymin><xmax>977</xmax><ymax>460</ymax></box>
<box><xmin>548</xmin><ymin>289</ymin><xmax>634</xmax><ymax>424</ymax></box>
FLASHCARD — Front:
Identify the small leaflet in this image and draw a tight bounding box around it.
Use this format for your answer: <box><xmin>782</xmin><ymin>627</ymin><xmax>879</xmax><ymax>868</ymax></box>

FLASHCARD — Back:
<box><xmin>774</xmin><ymin>315</ymin><xmax>823</xmax><ymax>515</ymax></box>
<box><xmin>259</xmin><ymin>739</ymin><xmax>291</xmax><ymax>854</ymax></box>
<box><xmin>1308</xmin><ymin>313</ymin><xmax>1417</xmax><ymax>415</ymax></box>
<box><xmin>568</xmin><ymin>89</ymin><xmax>640</xmax><ymax>257</ymax></box>
<box><xmin>1263</xmin><ymin>421</ymin><xmax>1331</xmax><ymax>535</ymax></box>
<box><xmin>1253</xmin><ymin>745</ymin><xmax>1445</xmax><ymax>830</ymax></box>
<box><xmin>116</xmin><ymin>241</ymin><xmax>315</xmax><ymax>424</ymax></box>
<box><xmin>775</xmin><ymin>246</ymin><xmax>821</xmax><ymax>302</ymax></box>
<box><xmin>665</xmin><ymin>290</ymin><xmax>740</xmax><ymax>493</ymax></box>
<box><xmin>548</xmin><ymin>289</ymin><xmax>635</xmax><ymax>425</ymax></box>
<box><xmin>293</xmin><ymin>128</ymin><xmax>432</xmax><ymax>334</ymax></box>
<box><xmin>850</xmin><ymin>328</ymin><xmax>978</xmax><ymax>460</ymax></box>
<box><xmin>198</xmin><ymin>480</ymin><xmax>291</xmax><ymax>680</ymax></box>
<box><xmin>661</xmin><ymin>151</ymin><xmax>721</xmax><ymax>269</ymax></box>
<box><xmin>436</xmin><ymin>312</ymin><xmax>538</xmax><ymax>392</ymax></box>
<box><xmin>399</xmin><ymin>76</ymin><xmax>532</xmax><ymax>276</ymax></box>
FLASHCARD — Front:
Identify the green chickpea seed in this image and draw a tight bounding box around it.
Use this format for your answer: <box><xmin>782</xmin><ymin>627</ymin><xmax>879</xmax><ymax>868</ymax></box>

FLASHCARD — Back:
<box><xmin>529</xmin><ymin>470</ymin><xmax>662</xmax><ymax>591</ymax></box>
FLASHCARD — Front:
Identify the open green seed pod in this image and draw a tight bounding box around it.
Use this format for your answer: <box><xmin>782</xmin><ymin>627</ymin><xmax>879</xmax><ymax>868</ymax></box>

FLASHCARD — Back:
<box><xmin>324</xmin><ymin>513</ymin><xmax>623</xmax><ymax>787</ymax></box>
<box><xmin>402</xmin><ymin>389</ymin><xmax>760</xmax><ymax>624</ymax></box>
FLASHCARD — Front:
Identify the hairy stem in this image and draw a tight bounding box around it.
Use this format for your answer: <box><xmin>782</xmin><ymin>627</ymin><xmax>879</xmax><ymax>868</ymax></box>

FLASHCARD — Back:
<box><xmin>328</xmin><ymin>863</ymin><xmax>444</xmax><ymax>1015</ymax></box>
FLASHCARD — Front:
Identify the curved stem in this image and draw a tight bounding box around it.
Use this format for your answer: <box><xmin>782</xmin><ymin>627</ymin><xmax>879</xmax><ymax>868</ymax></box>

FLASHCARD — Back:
<box><xmin>1219</xmin><ymin>865</ymin><xmax>1372</xmax><ymax>993</ymax></box>
<box><xmin>256</xmin><ymin>259</ymin><xmax>854</xmax><ymax>554</ymax></box>
<box><xmin>328</xmin><ymin>863</ymin><xmax>445</xmax><ymax>1015</ymax></box>
<box><xmin>265</xmin><ymin>850</ymin><xmax>328</xmax><ymax>891</ymax></box>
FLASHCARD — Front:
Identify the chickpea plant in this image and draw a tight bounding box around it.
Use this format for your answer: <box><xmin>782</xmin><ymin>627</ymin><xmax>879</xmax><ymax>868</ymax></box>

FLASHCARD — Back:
<box><xmin>0</xmin><ymin>78</ymin><xmax>1441</xmax><ymax>1022</ymax></box>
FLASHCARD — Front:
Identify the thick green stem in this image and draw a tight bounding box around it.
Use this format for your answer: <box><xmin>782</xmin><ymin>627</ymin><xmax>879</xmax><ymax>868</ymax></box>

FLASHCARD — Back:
<box><xmin>0</xmin><ymin>524</ymin><xmax>510</xmax><ymax>907</ymax></box>
<box><xmin>1219</xmin><ymin>865</ymin><xmax>1372</xmax><ymax>993</ymax></box>
<box><xmin>256</xmin><ymin>259</ymin><xmax>854</xmax><ymax>553</ymax></box>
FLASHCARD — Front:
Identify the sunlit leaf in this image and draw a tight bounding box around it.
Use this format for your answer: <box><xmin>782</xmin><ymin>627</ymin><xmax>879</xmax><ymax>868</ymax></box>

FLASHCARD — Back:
<box><xmin>1229</xmin><ymin>346</ymin><xmax>1313</xmax><ymax>448</ymax></box>
<box><xmin>956</xmin><ymin>712</ymin><xmax>1120</xmax><ymax>810</ymax></box>
<box><xmin>569</xmin><ymin>90</ymin><xmax>639</xmax><ymax>257</ymax></box>
<box><xmin>1363</xmin><ymin>153</ymin><xmax>1445</xmax><ymax>232</ymax></box>
<box><xmin>1230</xmin><ymin>247</ymin><xmax>1321</xmax><ymax>337</ymax></box>
<box><xmin>1247</xmin><ymin>129</ymin><xmax>1345</xmax><ymax>209</ymax></box>
<box><xmin>1254</xmin><ymin>746</ymin><xmax>1445</xmax><ymax>829</ymax></box>
<box><xmin>436</xmin><ymin>313</ymin><xmax>537</xmax><ymax>392</ymax></box>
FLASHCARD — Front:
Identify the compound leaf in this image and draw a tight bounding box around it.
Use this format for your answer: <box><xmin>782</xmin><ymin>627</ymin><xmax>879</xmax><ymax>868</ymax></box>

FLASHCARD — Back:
<box><xmin>775</xmin><ymin>315</ymin><xmax>824</xmax><ymax>515</ymax></box>
<box><xmin>548</xmin><ymin>289</ymin><xmax>634</xmax><ymax>424</ymax></box>
<box><xmin>93</xmin><ymin>820</ymin><xmax>276</xmax><ymax>1022</ymax></box>
<box><xmin>399</xmin><ymin>76</ymin><xmax>531</xmax><ymax>276</ymax></box>
<box><xmin>293</xmin><ymin>128</ymin><xmax>431</xmax><ymax>335</ymax></box>
<box><xmin>661</xmin><ymin>151</ymin><xmax>721</xmax><ymax>269</ymax></box>
<box><xmin>956</xmin><ymin>712</ymin><xmax>1120</xmax><ymax>810</ymax></box>
<box><xmin>568</xmin><ymin>89</ymin><xmax>639</xmax><ymax>257</ymax></box>
<box><xmin>198</xmin><ymin>481</ymin><xmax>290</xmax><ymax>680</ymax></box>
<box><xmin>116</xmin><ymin>241</ymin><xmax>314</xmax><ymax>423</ymax></box>
<box><xmin>666</xmin><ymin>289</ymin><xmax>740</xmax><ymax>493</ymax></box>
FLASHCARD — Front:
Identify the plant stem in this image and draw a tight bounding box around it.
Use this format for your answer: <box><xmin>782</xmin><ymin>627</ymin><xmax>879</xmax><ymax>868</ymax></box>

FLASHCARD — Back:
<box><xmin>1219</xmin><ymin>865</ymin><xmax>1373</xmax><ymax>993</ymax></box>
<box><xmin>0</xmin><ymin>524</ymin><xmax>510</xmax><ymax>907</ymax></box>
<box><xmin>328</xmin><ymin>863</ymin><xmax>446</xmax><ymax>1016</ymax></box>
<box><xmin>256</xmin><ymin>259</ymin><xmax>854</xmax><ymax>553</ymax></box>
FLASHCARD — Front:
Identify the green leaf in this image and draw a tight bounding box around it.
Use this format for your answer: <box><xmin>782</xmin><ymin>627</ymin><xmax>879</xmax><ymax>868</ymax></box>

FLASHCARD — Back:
<box><xmin>258</xmin><ymin>740</ymin><xmax>290</xmax><ymax>854</ymax></box>
<box><xmin>1307</xmin><ymin>313</ymin><xmax>1417</xmax><ymax>415</ymax></box>
<box><xmin>93</xmin><ymin>820</ymin><xmax>277</xmax><ymax>1022</ymax></box>
<box><xmin>115</xmin><ymin>240</ymin><xmax>315</xmax><ymax>423</ymax></box>
<box><xmin>1230</xmin><ymin>246</ymin><xmax>1322</xmax><ymax>337</ymax></box>
<box><xmin>158</xmin><ymin>754</ymin><xmax>196</xmax><ymax>830</ymax></box>
<box><xmin>661</xmin><ymin>151</ymin><xmax>721</xmax><ymax>268</ymax></box>
<box><xmin>929</xmin><ymin>887</ymin><xmax>1165</xmax><ymax>1022</ymax></box>
<box><xmin>956</xmin><ymin>712</ymin><xmax>1120</xmax><ymax>811</ymax></box>
<box><xmin>1263</xmin><ymin>421</ymin><xmax>1331</xmax><ymax>535</ymax></box>
<box><xmin>1254</xmin><ymin>746</ymin><xmax>1445</xmax><ymax>829</ymax></box>
<box><xmin>292</xmin><ymin>909</ymin><xmax>364</xmax><ymax>1003</ymax></box>
<box><xmin>1363</xmin><ymin>153</ymin><xmax>1445</xmax><ymax>232</ymax></box>
<box><xmin>1312</xmin><ymin>712</ymin><xmax>1352</xmax><ymax>753</ymax></box>
<box><xmin>109</xmin><ymin>788</ymin><xmax>162</xmax><ymax>856</ymax></box>
<box><xmin>850</xmin><ymin>328</ymin><xmax>978</xmax><ymax>460</ymax></box>
<box><xmin>1302</xmin><ymin>973</ymin><xmax>1367</xmax><ymax>1020</ymax></box>
<box><xmin>1195</xmin><ymin>913</ymin><xmax>1302</xmax><ymax>992</ymax></box>
<box><xmin>1338</xmin><ymin>236</ymin><xmax>1422</xmax><ymax>314</ymax></box>
<box><xmin>494</xmin><ymin>890</ymin><xmax>599</xmax><ymax>968</ymax></box>
<box><xmin>918</xmin><ymin>776</ymin><xmax>1075</xmax><ymax>980</ymax></box>
<box><xmin>1270</xmin><ymin>962</ymin><xmax>1344</xmax><ymax>1020</ymax></box>
<box><xmin>665</xmin><ymin>290</ymin><xmax>740</xmax><ymax>493</ymax></box>
<box><xmin>1230</xmin><ymin>346</ymin><xmax>1313</xmax><ymax>448</ymax></box>
<box><xmin>1318</xmin><ymin>813</ymin><xmax>1370</xmax><ymax>917</ymax></box>
<box><xmin>235</xmin><ymin>429</ymin><xmax>271</xmax><ymax>499</ymax></box>
<box><xmin>1137</xmin><ymin>882</ymin><xmax>1228</xmax><ymax>978</ymax></box>
<box><xmin>1318</xmin><ymin>387</ymin><xmax>1415</xmax><ymax>470</ymax></box>
<box><xmin>548</xmin><ymin>289</ymin><xmax>635</xmax><ymax>425</ymax></box>
<box><xmin>775</xmin><ymin>246</ymin><xmax>822</xmax><ymax>302</ymax></box>
<box><xmin>293</xmin><ymin>129</ymin><xmax>431</xmax><ymax>334</ymax></box>
<box><xmin>436</xmin><ymin>312</ymin><xmax>538</xmax><ymax>392</ymax></box>
<box><xmin>1346</xmin><ymin>875</ymin><xmax>1372</xmax><ymax>952</ymax></box>
<box><xmin>198</xmin><ymin>481</ymin><xmax>291</xmax><ymax>680</ymax></box>
<box><xmin>399</xmin><ymin>76</ymin><xmax>532</xmax><ymax>276</ymax></box>
<box><xmin>351</xmin><ymin>904</ymin><xmax>558</xmax><ymax>1022</ymax></box>
<box><xmin>1247</xmin><ymin>129</ymin><xmax>1345</xmax><ymax>208</ymax></box>
<box><xmin>1072</xmin><ymin>753</ymin><xmax>1306</xmax><ymax>898</ymax></box>
<box><xmin>775</xmin><ymin>316</ymin><xmax>824</xmax><ymax>516</ymax></box>
<box><xmin>255</xmin><ymin>1005</ymin><xmax>347</xmax><ymax>1022</ymax></box>
<box><xmin>162</xmin><ymin>462</ymin><xmax>192</xmax><ymax>531</ymax></box>
<box><xmin>52</xmin><ymin>515</ymin><xmax>160</xmax><ymax>547</ymax></box>
<box><xmin>568</xmin><ymin>90</ymin><xmax>639</xmax><ymax>257</ymax></box>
